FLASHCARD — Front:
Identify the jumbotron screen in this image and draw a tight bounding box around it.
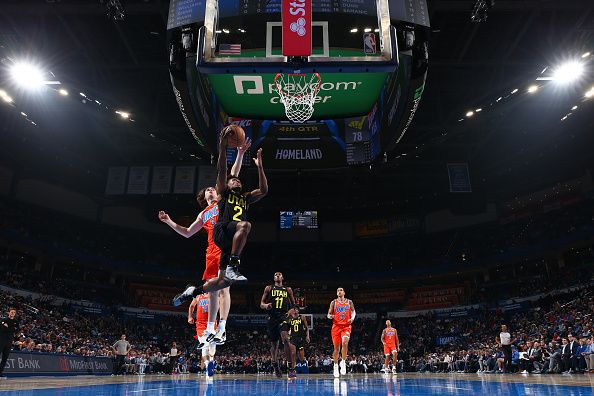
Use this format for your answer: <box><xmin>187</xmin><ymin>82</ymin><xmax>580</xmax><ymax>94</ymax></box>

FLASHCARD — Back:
<box><xmin>280</xmin><ymin>211</ymin><xmax>319</xmax><ymax>229</ymax></box>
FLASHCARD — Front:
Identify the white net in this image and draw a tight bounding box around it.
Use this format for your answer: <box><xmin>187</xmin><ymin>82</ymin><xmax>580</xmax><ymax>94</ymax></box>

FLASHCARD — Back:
<box><xmin>274</xmin><ymin>73</ymin><xmax>322</xmax><ymax>123</ymax></box>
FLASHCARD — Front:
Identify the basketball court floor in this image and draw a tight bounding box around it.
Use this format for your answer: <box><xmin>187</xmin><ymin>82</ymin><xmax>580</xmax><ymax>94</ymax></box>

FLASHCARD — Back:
<box><xmin>0</xmin><ymin>373</ymin><xmax>592</xmax><ymax>395</ymax></box>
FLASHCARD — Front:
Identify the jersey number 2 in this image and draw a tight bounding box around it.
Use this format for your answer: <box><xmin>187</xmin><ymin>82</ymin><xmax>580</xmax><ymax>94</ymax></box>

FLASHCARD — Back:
<box><xmin>232</xmin><ymin>205</ymin><xmax>243</xmax><ymax>221</ymax></box>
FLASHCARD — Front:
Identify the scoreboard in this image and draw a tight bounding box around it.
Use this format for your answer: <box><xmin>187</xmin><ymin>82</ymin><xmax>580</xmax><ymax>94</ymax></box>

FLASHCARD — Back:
<box><xmin>280</xmin><ymin>211</ymin><xmax>319</xmax><ymax>229</ymax></box>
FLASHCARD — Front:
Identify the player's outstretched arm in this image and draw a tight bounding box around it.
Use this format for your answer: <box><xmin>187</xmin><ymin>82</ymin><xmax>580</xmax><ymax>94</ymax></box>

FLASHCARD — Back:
<box><xmin>159</xmin><ymin>211</ymin><xmax>204</xmax><ymax>238</ymax></box>
<box><xmin>247</xmin><ymin>148</ymin><xmax>268</xmax><ymax>203</ymax></box>
<box><xmin>381</xmin><ymin>329</ymin><xmax>386</xmax><ymax>345</ymax></box>
<box><xmin>260</xmin><ymin>286</ymin><xmax>272</xmax><ymax>310</ymax></box>
<box><xmin>327</xmin><ymin>300</ymin><xmax>335</xmax><ymax>319</ymax></box>
<box><xmin>216</xmin><ymin>127</ymin><xmax>231</xmax><ymax>195</ymax></box>
<box><xmin>230</xmin><ymin>137</ymin><xmax>252</xmax><ymax>177</ymax></box>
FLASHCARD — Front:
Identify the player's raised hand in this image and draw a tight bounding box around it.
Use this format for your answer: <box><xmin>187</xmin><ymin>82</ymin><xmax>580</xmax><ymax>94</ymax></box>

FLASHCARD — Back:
<box><xmin>158</xmin><ymin>211</ymin><xmax>170</xmax><ymax>223</ymax></box>
<box><xmin>253</xmin><ymin>148</ymin><xmax>263</xmax><ymax>168</ymax></box>
<box><xmin>327</xmin><ymin>314</ymin><xmax>334</xmax><ymax>320</ymax></box>
<box><xmin>219</xmin><ymin>126</ymin><xmax>232</xmax><ymax>148</ymax></box>
<box><xmin>187</xmin><ymin>317</ymin><xmax>194</xmax><ymax>324</ymax></box>
<box><xmin>264</xmin><ymin>303</ymin><xmax>272</xmax><ymax>310</ymax></box>
<box><xmin>237</xmin><ymin>137</ymin><xmax>252</xmax><ymax>154</ymax></box>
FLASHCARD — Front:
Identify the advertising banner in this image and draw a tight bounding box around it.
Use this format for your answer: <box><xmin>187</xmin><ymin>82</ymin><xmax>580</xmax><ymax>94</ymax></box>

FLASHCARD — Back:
<box><xmin>3</xmin><ymin>351</ymin><xmax>113</xmax><ymax>376</ymax></box>
<box><xmin>208</xmin><ymin>73</ymin><xmax>388</xmax><ymax>119</ymax></box>
<box><xmin>282</xmin><ymin>0</ymin><xmax>312</xmax><ymax>56</ymax></box>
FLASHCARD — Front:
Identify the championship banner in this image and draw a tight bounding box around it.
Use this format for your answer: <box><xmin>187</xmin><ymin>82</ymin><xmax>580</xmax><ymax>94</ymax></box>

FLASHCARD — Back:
<box><xmin>3</xmin><ymin>351</ymin><xmax>112</xmax><ymax>376</ymax></box>
<box><xmin>355</xmin><ymin>219</ymin><xmax>388</xmax><ymax>237</ymax></box>
<box><xmin>127</xmin><ymin>166</ymin><xmax>150</xmax><ymax>195</ymax></box>
<box><xmin>173</xmin><ymin>166</ymin><xmax>196</xmax><ymax>194</ymax></box>
<box><xmin>197</xmin><ymin>165</ymin><xmax>217</xmax><ymax>190</ymax></box>
<box><xmin>105</xmin><ymin>167</ymin><xmax>128</xmax><ymax>195</ymax></box>
<box><xmin>447</xmin><ymin>163</ymin><xmax>472</xmax><ymax>193</ymax></box>
<box><xmin>282</xmin><ymin>0</ymin><xmax>312</xmax><ymax>56</ymax></box>
<box><xmin>150</xmin><ymin>166</ymin><xmax>173</xmax><ymax>194</ymax></box>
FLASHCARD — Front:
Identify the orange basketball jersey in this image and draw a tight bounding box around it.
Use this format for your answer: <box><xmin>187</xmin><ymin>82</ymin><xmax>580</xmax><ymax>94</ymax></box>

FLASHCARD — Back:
<box><xmin>195</xmin><ymin>293</ymin><xmax>210</xmax><ymax>326</ymax></box>
<box><xmin>200</xmin><ymin>202</ymin><xmax>220</xmax><ymax>250</ymax></box>
<box><xmin>385</xmin><ymin>327</ymin><xmax>398</xmax><ymax>345</ymax></box>
<box><xmin>332</xmin><ymin>298</ymin><xmax>352</xmax><ymax>327</ymax></box>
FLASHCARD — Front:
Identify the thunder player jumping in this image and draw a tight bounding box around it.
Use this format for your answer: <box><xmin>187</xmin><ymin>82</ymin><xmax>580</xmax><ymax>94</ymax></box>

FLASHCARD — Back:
<box><xmin>380</xmin><ymin>320</ymin><xmax>400</xmax><ymax>373</ymax></box>
<box><xmin>327</xmin><ymin>287</ymin><xmax>356</xmax><ymax>378</ymax></box>
<box><xmin>161</xmin><ymin>137</ymin><xmax>251</xmax><ymax>344</ymax></box>
<box><xmin>188</xmin><ymin>293</ymin><xmax>217</xmax><ymax>377</ymax></box>
<box><xmin>172</xmin><ymin>127</ymin><xmax>268</xmax><ymax>311</ymax></box>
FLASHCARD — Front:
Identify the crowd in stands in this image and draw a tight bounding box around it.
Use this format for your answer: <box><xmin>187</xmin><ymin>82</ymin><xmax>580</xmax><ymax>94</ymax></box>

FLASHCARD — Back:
<box><xmin>1</xmin><ymin>274</ymin><xmax>593</xmax><ymax>375</ymax></box>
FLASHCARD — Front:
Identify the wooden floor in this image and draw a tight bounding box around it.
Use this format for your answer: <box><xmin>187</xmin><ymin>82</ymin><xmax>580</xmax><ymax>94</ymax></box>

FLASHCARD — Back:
<box><xmin>0</xmin><ymin>373</ymin><xmax>592</xmax><ymax>392</ymax></box>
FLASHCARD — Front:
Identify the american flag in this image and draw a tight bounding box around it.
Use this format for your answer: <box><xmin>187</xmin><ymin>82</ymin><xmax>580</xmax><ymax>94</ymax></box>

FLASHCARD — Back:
<box><xmin>219</xmin><ymin>44</ymin><xmax>241</xmax><ymax>55</ymax></box>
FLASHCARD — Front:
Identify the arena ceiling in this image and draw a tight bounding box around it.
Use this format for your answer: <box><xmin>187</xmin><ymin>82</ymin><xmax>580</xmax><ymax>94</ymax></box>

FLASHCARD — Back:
<box><xmin>0</xmin><ymin>0</ymin><xmax>593</xmax><ymax>212</ymax></box>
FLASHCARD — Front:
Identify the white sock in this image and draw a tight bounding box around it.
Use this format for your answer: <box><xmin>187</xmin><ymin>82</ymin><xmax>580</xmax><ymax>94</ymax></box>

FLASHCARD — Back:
<box><xmin>207</xmin><ymin>322</ymin><xmax>215</xmax><ymax>333</ymax></box>
<box><xmin>219</xmin><ymin>320</ymin><xmax>226</xmax><ymax>332</ymax></box>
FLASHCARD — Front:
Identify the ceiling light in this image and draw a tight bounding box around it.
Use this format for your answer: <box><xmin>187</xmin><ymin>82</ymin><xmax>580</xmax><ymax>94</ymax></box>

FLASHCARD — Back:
<box><xmin>496</xmin><ymin>97</ymin><xmax>502</xmax><ymax>102</ymax></box>
<box><xmin>552</xmin><ymin>61</ymin><xmax>584</xmax><ymax>84</ymax></box>
<box><xmin>571</xmin><ymin>105</ymin><xmax>578</xmax><ymax>110</ymax></box>
<box><xmin>511</xmin><ymin>88</ymin><xmax>518</xmax><ymax>94</ymax></box>
<box><xmin>585</xmin><ymin>89</ymin><xmax>594</xmax><ymax>98</ymax></box>
<box><xmin>10</xmin><ymin>62</ymin><xmax>44</xmax><ymax>90</ymax></box>
<box><xmin>475</xmin><ymin>108</ymin><xmax>482</xmax><ymax>112</ymax></box>
<box><xmin>527</xmin><ymin>85</ymin><xmax>538</xmax><ymax>93</ymax></box>
<box><xmin>115</xmin><ymin>110</ymin><xmax>130</xmax><ymax>119</ymax></box>
<box><xmin>582</xmin><ymin>52</ymin><xmax>591</xmax><ymax>58</ymax></box>
<box><xmin>20</xmin><ymin>112</ymin><xmax>27</xmax><ymax>117</ymax></box>
<box><xmin>466</xmin><ymin>111</ymin><xmax>474</xmax><ymax>117</ymax></box>
<box><xmin>59</xmin><ymin>89</ymin><xmax>69</xmax><ymax>96</ymax></box>
<box><xmin>350</xmin><ymin>28</ymin><xmax>358</xmax><ymax>33</ymax></box>
<box><xmin>1</xmin><ymin>94</ymin><xmax>13</xmax><ymax>103</ymax></box>
<box><xmin>364</xmin><ymin>28</ymin><xmax>372</xmax><ymax>32</ymax></box>
<box><xmin>79</xmin><ymin>92</ymin><xmax>86</xmax><ymax>97</ymax></box>
<box><xmin>222</xmin><ymin>29</ymin><xmax>230</xmax><ymax>34</ymax></box>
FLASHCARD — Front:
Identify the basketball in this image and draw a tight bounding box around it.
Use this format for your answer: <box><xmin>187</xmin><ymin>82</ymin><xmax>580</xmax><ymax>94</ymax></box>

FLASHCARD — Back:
<box><xmin>225</xmin><ymin>125</ymin><xmax>246</xmax><ymax>148</ymax></box>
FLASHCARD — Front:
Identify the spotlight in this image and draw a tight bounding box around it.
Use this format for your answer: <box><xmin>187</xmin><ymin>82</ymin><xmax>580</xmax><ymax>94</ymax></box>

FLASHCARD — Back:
<box><xmin>552</xmin><ymin>61</ymin><xmax>584</xmax><ymax>84</ymax></box>
<box><xmin>10</xmin><ymin>62</ymin><xmax>44</xmax><ymax>90</ymax></box>
<box><xmin>582</xmin><ymin>52</ymin><xmax>591</xmax><ymax>58</ymax></box>
<box><xmin>475</xmin><ymin>108</ymin><xmax>482</xmax><ymax>112</ymax></box>
<box><xmin>59</xmin><ymin>89</ymin><xmax>69</xmax><ymax>96</ymax></box>
<box><xmin>585</xmin><ymin>89</ymin><xmax>594</xmax><ymax>98</ymax></box>
<box><xmin>466</xmin><ymin>111</ymin><xmax>474</xmax><ymax>117</ymax></box>
<box><xmin>115</xmin><ymin>110</ymin><xmax>130</xmax><ymax>119</ymax></box>
<box><xmin>364</xmin><ymin>28</ymin><xmax>372</xmax><ymax>33</ymax></box>
<box><xmin>350</xmin><ymin>28</ymin><xmax>358</xmax><ymax>33</ymax></box>
<box><xmin>511</xmin><ymin>88</ymin><xmax>518</xmax><ymax>94</ymax></box>
<box><xmin>571</xmin><ymin>105</ymin><xmax>578</xmax><ymax>110</ymax></box>
<box><xmin>2</xmin><ymin>94</ymin><xmax>13</xmax><ymax>103</ymax></box>
<box><xmin>527</xmin><ymin>85</ymin><xmax>539</xmax><ymax>93</ymax></box>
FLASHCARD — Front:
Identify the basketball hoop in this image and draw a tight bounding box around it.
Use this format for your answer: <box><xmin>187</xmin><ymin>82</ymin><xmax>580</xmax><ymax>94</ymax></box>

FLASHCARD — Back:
<box><xmin>274</xmin><ymin>73</ymin><xmax>321</xmax><ymax>123</ymax></box>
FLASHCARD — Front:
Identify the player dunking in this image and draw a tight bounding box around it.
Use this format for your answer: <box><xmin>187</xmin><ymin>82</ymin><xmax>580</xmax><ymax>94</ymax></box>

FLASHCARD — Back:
<box><xmin>286</xmin><ymin>305</ymin><xmax>310</xmax><ymax>374</ymax></box>
<box><xmin>161</xmin><ymin>138</ymin><xmax>251</xmax><ymax>344</ymax></box>
<box><xmin>188</xmin><ymin>293</ymin><xmax>217</xmax><ymax>377</ymax></box>
<box><xmin>327</xmin><ymin>287</ymin><xmax>356</xmax><ymax>378</ymax></box>
<box><xmin>260</xmin><ymin>272</ymin><xmax>296</xmax><ymax>378</ymax></box>
<box><xmin>172</xmin><ymin>127</ymin><xmax>268</xmax><ymax>312</ymax></box>
<box><xmin>380</xmin><ymin>320</ymin><xmax>400</xmax><ymax>373</ymax></box>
